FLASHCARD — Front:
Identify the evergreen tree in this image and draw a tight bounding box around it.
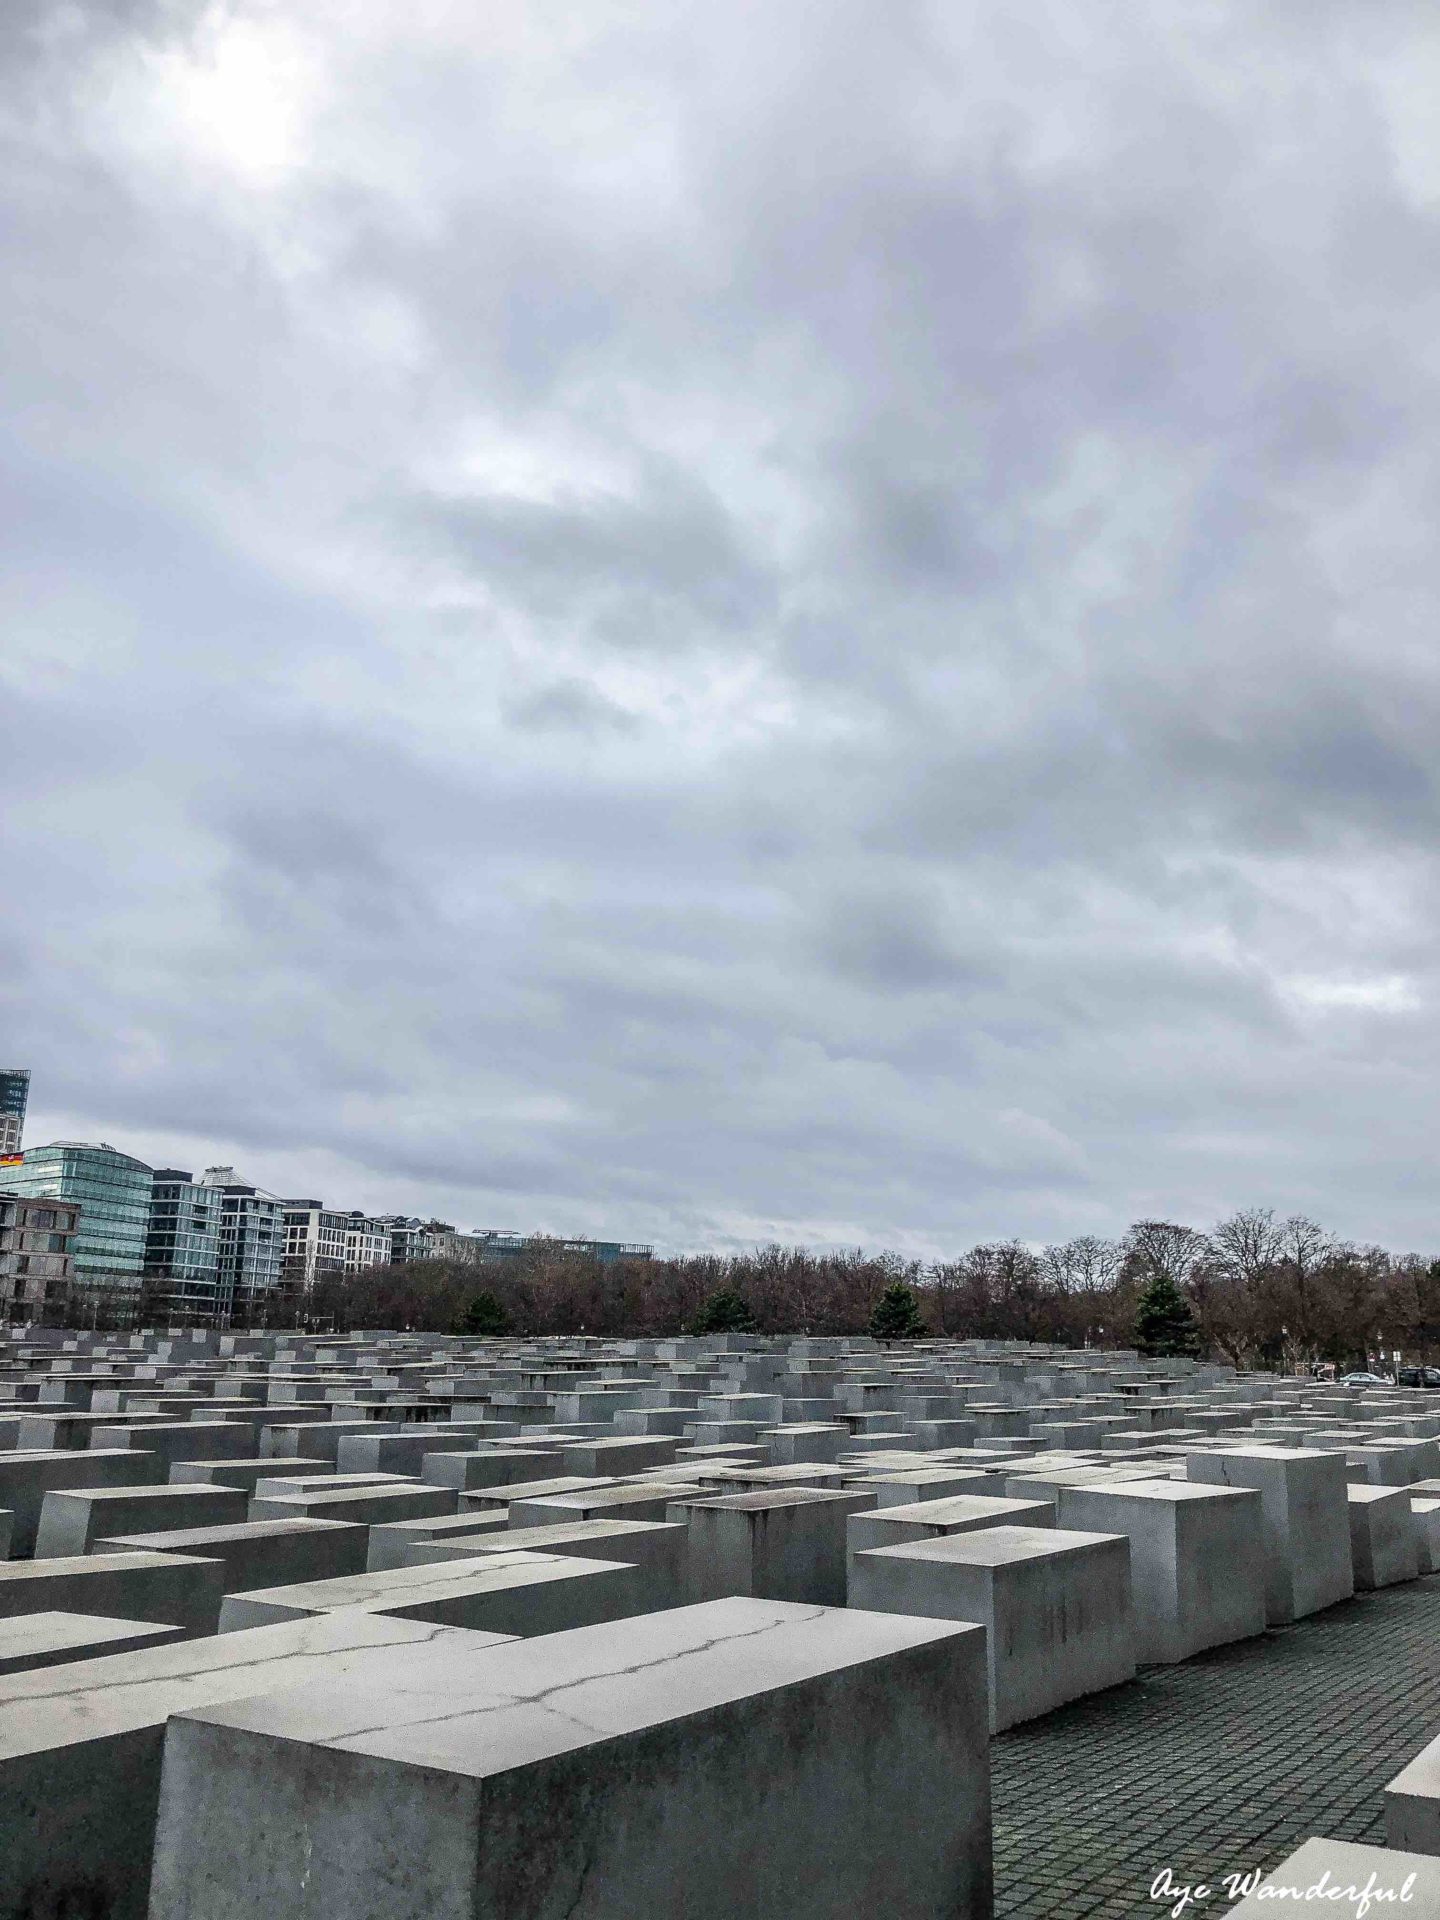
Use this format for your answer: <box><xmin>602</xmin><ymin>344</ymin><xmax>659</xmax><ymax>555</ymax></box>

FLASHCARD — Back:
<box><xmin>452</xmin><ymin>1290</ymin><xmax>513</xmax><ymax>1337</ymax></box>
<box><xmin>687</xmin><ymin>1288</ymin><xmax>756</xmax><ymax>1334</ymax></box>
<box><xmin>868</xmin><ymin>1282</ymin><xmax>927</xmax><ymax>1341</ymax></box>
<box><xmin>1132</xmin><ymin>1270</ymin><xmax>1200</xmax><ymax>1357</ymax></box>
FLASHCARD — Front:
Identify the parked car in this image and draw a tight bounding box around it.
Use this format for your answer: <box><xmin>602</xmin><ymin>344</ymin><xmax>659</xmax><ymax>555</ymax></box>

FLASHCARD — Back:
<box><xmin>1338</xmin><ymin>1371</ymin><xmax>1393</xmax><ymax>1387</ymax></box>
<box><xmin>1397</xmin><ymin>1366</ymin><xmax>1440</xmax><ymax>1389</ymax></box>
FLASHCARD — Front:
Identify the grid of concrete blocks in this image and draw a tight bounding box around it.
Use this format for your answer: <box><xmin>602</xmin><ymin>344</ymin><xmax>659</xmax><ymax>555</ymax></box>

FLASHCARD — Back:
<box><xmin>3</xmin><ymin>1328</ymin><xmax>1440</xmax><ymax>1917</ymax></box>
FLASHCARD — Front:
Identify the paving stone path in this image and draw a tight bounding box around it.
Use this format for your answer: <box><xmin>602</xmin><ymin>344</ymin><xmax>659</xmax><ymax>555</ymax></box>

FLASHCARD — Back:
<box><xmin>993</xmin><ymin>1573</ymin><xmax>1440</xmax><ymax>1918</ymax></box>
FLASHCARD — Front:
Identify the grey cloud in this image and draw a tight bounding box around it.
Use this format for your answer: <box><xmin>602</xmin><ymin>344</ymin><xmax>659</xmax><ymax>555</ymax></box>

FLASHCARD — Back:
<box><xmin>406</xmin><ymin>469</ymin><xmax>775</xmax><ymax>645</ymax></box>
<box><xmin>5</xmin><ymin>0</ymin><xmax>1440</xmax><ymax>1256</ymax></box>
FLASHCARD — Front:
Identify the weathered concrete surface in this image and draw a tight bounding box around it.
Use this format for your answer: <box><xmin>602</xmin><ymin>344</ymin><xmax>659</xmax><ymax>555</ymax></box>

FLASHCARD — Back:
<box><xmin>1057</xmin><ymin>1481</ymin><xmax>1266</xmax><ymax>1664</ymax></box>
<box><xmin>247</xmin><ymin>1483</ymin><xmax>457</xmax><ymax>1527</ymax></box>
<box><xmin>366</xmin><ymin>1509</ymin><xmax>512</xmax><ymax>1572</ymax></box>
<box><xmin>35</xmin><ymin>1485</ymin><xmax>250</xmax><ymax>1558</ymax></box>
<box><xmin>673</xmin><ymin>1488</ymin><xmax>876</xmax><ymax>1605</ymax></box>
<box><xmin>166</xmin><ymin>1456</ymin><xmax>332</xmax><ymax>1495</ymax></box>
<box><xmin>217</xmin><ymin>1549</ymin><xmax>649</xmax><ymax>1636</ymax></box>
<box><xmin>0</xmin><ymin>1452</ymin><xmax>157</xmax><ymax>1558</ymax></box>
<box><xmin>419</xmin><ymin>1448</ymin><xmax>562</xmax><ymax>1491</ymax></box>
<box><xmin>507</xmin><ymin>1480</ymin><xmax>700</xmax><ymax>1528</ymax></box>
<box><xmin>561</xmin><ymin>1435</ymin><xmax>680</xmax><ymax>1475</ymax></box>
<box><xmin>92</xmin><ymin>1518</ymin><xmax>369</xmax><ymax>1592</ymax></box>
<box><xmin>1412</xmin><ymin>1497</ymin><xmax>1440</xmax><ymax>1575</ymax></box>
<box><xmin>850</xmin><ymin>1524</ymin><xmax>1134</xmax><ymax>1731</ymax></box>
<box><xmin>0</xmin><ymin>1610</ymin><xmax>183</xmax><ymax>1676</ymax></box>
<box><xmin>90</xmin><ymin>1422</ymin><xmax>254</xmax><ymax>1473</ymax></box>
<box><xmin>410</xmin><ymin>1517</ymin><xmax>688</xmax><ymax>1607</ymax></box>
<box><xmin>0</xmin><ymin>1612</ymin><xmax>508</xmax><ymax>1920</ymax></box>
<box><xmin>1384</xmin><ymin>1725</ymin><xmax>1440</xmax><ymax>1855</ymax></box>
<box><xmin>0</xmin><ymin>1552</ymin><xmax>226</xmax><ymax>1636</ymax></box>
<box><xmin>1185</xmin><ymin>1447</ymin><xmax>1354</xmax><ymax>1623</ymax></box>
<box><xmin>846</xmin><ymin>1494</ymin><xmax>1055</xmax><ymax>1582</ymax></box>
<box><xmin>148</xmin><ymin>1599</ymin><xmax>993</xmax><ymax>1920</ymax></box>
<box><xmin>1348</xmin><ymin>1484</ymin><xmax>1419</xmax><ymax>1590</ymax></box>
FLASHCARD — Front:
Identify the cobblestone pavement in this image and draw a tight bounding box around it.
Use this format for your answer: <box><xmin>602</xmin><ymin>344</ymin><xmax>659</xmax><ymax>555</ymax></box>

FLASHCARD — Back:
<box><xmin>992</xmin><ymin>1573</ymin><xmax>1440</xmax><ymax>1919</ymax></box>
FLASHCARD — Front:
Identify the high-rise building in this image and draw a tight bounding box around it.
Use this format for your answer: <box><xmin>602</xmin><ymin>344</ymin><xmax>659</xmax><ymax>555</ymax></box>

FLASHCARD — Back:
<box><xmin>0</xmin><ymin>1069</ymin><xmax>30</xmax><ymax>1156</ymax></box>
<box><xmin>0</xmin><ymin>1142</ymin><xmax>151</xmax><ymax>1313</ymax></box>
<box><xmin>144</xmin><ymin>1170</ymin><xmax>224</xmax><ymax>1320</ymax></box>
<box><xmin>0</xmin><ymin>1193</ymin><xmax>78</xmax><ymax>1323</ymax></box>
<box><xmin>195</xmin><ymin>1167</ymin><xmax>286</xmax><ymax>1318</ymax></box>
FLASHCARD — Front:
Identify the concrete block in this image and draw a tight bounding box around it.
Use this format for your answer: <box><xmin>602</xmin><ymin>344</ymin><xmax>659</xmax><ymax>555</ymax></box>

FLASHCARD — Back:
<box><xmin>1344</xmin><ymin>1439</ymin><xmax>1439</xmax><ymax>1486</ymax></box>
<box><xmin>1348</xmin><ymin>1484</ymin><xmax>1419</xmax><ymax>1589</ymax></box>
<box><xmin>260</xmin><ymin>1418</ymin><xmax>401</xmax><ymax>1461</ymax></box>
<box><xmin>367</xmin><ymin>1510</ymin><xmax>513</xmax><ymax>1572</ymax></box>
<box><xmin>0</xmin><ymin>1610</ymin><xmax>506</xmax><ymax>1920</ymax></box>
<box><xmin>907</xmin><ymin>1420</ymin><xmax>981</xmax><ymax>1449</ymax></box>
<box><xmin>218</xmin><ymin>1551</ymin><xmax>648</xmax><ymax>1636</ymax></box>
<box><xmin>90</xmin><ymin>1422</ymin><xmax>254</xmax><ymax>1472</ymax></box>
<box><xmin>248</xmin><ymin>1484</ymin><xmax>458</xmax><ymax>1527</ymax></box>
<box><xmin>148</xmin><ymin>1599</ymin><xmax>993</xmax><ymax>1920</ymax></box>
<box><xmin>1186</xmin><ymin>1447</ymin><xmax>1354</xmax><ymax>1623</ymax></box>
<box><xmin>760</xmin><ymin>1423</ymin><xmax>847</xmax><ymax>1466</ymax></box>
<box><xmin>1412</xmin><ymin>1496</ymin><xmax>1440</xmax><ymax>1574</ymax></box>
<box><xmin>412</xmin><ymin>1517</ymin><xmax>688</xmax><ymax>1607</ymax></box>
<box><xmin>850</xmin><ymin>1524</ymin><xmax>1134</xmax><ymax>1730</ymax></box>
<box><xmin>509</xmin><ymin>1481</ymin><xmax>700</xmax><ymax>1528</ymax></box>
<box><xmin>167</xmin><ymin>1456</ymin><xmax>329</xmax><ymax>1494</ymax></box>
<box><xmin>334</xmin><ymin>1431</ymin><xmax>482</xmax><ymax>1476</ymax></box>
<box><xmin>0</xmin><ymin>1550</ymin><xmax>226</xmax><ymax>1636</ymax></box>
<box><xmin>0</xmin><ymin>1610</ymin><xmax>184</xmax><ymax>1675</ymax></box>
<box><xmin>461</xmin><ymin>1473</ymin><xmax>612</xmax><ymax>1513</ymax></box>
<box><xmin>93</xmin><ymin>1518</ymin><xmax>369</xmax><ymax>1592</ymax></box>
<box><xmin>562</xmin><ymin>1435</ymin><xmax>680</xmax><ymax>1475</ymax></box>
<box><xmin>1385</xmin><ymin>1724</ymin><xmax>1440</xmax><ymax>1854</ymax></box>
<box><xmin>1222</xmin><ymin>1836</ymin><xmax>1440</xmax><ymax>1913</ymax></box>
<box><xmin>1057</xmin><ymin>1480</ymin><xmax>1267</xmax><ymax>1664</ymax></box>
<box><xmin>857</xmin><ymin>1468</ymin><xmax>999</xmax><ymax>1508</ymax></box>
<box><xmin>420</xmin><ymin>1448</ymin><xmax>562</xmax><ymax>1491</ymax></box>
<box><xmin>0</xmin><ymin>1450</ymin><xmax>157</xmax><ymax>1558</ymax></box>
<box><xmin>250</xmin><ymin>1471</ymin><xmax>406</xmax><ymax>1500</ymax></box>
<box><xmin>673</xmin><ymin>1488</ymin><xmax>874</xmax><ymax>1605</ymax></box>
<box><xmin>847</xmin><ymin>1493</ymin><xmax>1055</xmax><ymax>1575</ymax></box>
<box><xmin>35</xmin><ymin>1484</ymin><xmax>250</xmax><ymax>1558</ymax></box>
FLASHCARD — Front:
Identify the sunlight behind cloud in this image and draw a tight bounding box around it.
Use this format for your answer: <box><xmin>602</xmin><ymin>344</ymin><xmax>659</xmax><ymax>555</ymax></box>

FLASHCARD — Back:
<box><xmin>148</xmin><ymin>11</ymin><xmax>317</xmax><ymax>184</ymax></box>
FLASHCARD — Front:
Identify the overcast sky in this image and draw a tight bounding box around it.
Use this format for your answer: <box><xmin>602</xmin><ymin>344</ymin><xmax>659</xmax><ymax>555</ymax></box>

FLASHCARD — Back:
<box><xmin>6</xmin><ymin>1</ymin><xmax>1440</xmax><ymax>1257</ymax></box>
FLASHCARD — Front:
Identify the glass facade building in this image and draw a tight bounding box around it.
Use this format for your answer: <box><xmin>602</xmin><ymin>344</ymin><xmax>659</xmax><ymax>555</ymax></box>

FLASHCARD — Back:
<box><xmin>0</xmin><ymin>1069</ymin><xmax>30</xmax><ymax>1156</ymax></box>
<box><xmin>195</xmin><ymin>1167</ymin><xmax>286</xmax><ymax>1318</ymax></box>
<box><xmin>0</xmin><ymin>1142</ymin><xmax>152</xmax><ymax>1304</ymax></box>
<box><xmin>144</xmin><ymin>1170</ymin><xmax>224</xmax><ymax>1318</ymax></box>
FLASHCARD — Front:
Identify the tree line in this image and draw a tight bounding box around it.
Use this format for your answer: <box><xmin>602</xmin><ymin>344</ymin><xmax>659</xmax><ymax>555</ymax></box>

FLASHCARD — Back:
<box><xmin>54</xmin><ymin>1209</ymin><xmax>1439</xmax><ymax>1370</ymax></box>
<box><xmin>285</xmin><ymin>1210</ymin><xmax>1440</xmax><ymax>1371</ymax></box>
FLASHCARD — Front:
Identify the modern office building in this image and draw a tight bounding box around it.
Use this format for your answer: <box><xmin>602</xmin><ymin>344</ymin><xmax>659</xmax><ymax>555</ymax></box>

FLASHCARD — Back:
<box><xmin>0</xmin><ymin>1193</ymin><xmax>78</xmax><ymax>1323</ymax></box>
<box><xmin>144</xmin><ymin>1170</ymin><xmax>224</xmax><ymax>1319</ymax></box>
<box><xmin>284</xmin><ymin>1203</ymin><xmax>390</xmax><ymax>1288</ymax></box>
<box><xmin>194</xmin><ymin>1167</ymin><xmax>287</xmax><ymax>1319</ymax></box>
<box><xmin>378</xmin><ymin>1217</ymin><xmax>651</xmax><ymax>1267</ymax></box>
<box><xmin>342</xmin><ymin>1211</ymin><xmax>389</xmax><ymax>1272</ymax></box>
<box><xmin>0</xmin><ymin>1142</ymin><xmax>151</xmax><ymax>1313</ymax></box>
<box><xmin>381</xmin><ymin>1216</ymin><xmax>441</xmax><ymax>1265</ymax></box>
<box><xmin>0</xmin><ymin>1069</ymin><xmax>30</xmax><ymax>1155</ymax></box>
